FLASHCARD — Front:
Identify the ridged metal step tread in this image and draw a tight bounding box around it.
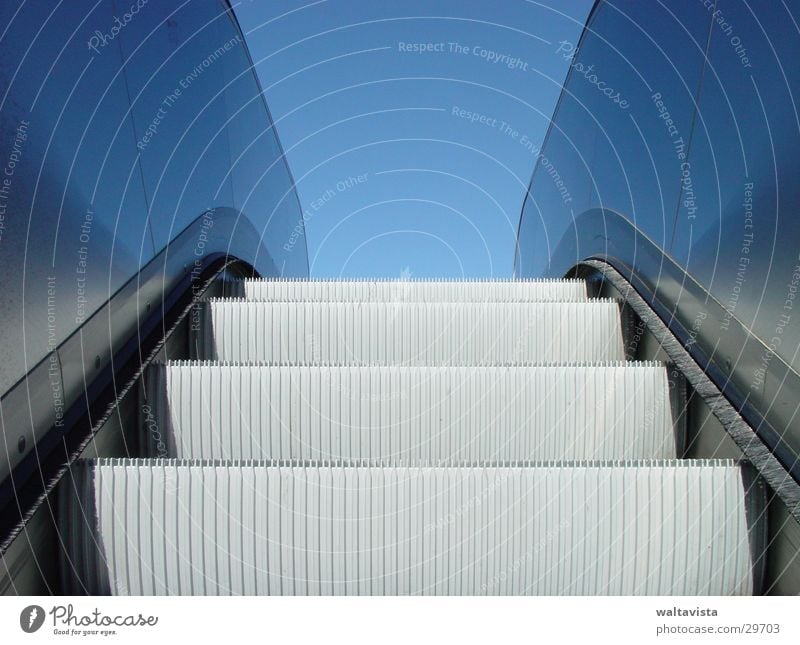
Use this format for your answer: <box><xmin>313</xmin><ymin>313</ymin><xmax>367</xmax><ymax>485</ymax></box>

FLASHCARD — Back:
<box><xmin>235</xmin><ymin>279</ymin><xmax>588</xmax><ymax>302</ymax></box>
<box><xmin>197</xmin><ymin>301</ymin><xmax>625</xmax><ymax>364</ymax></box>
<box><xmin>61</xmin><ymin>459</ymin><xmax>757</xmax><ymax>596</ymax></box>
<box><xmin>144</xmin><ymin>362</ymin><xmax>679</xmax><ymax>461</ymax></box>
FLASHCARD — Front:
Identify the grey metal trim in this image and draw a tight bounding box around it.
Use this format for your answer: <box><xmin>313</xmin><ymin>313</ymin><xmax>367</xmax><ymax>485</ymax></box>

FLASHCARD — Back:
<box><xmin>140</xmin><ymin>363</ymin><xmax>172</xmax><ymax>460</ymax></box>
<box><xmin>667</xmin><ymin>364</ymin><xmax>689</xmax><ymax>459</ymax></box>
<box><xmin>740</xmin><ymin>461</ymin><xmax>769</xmax><ymax>595</ymax></box>
<box><xmin>617</xmin><ymin>300</ymin><xmax>640</xmax><ymax>361</ymax></box>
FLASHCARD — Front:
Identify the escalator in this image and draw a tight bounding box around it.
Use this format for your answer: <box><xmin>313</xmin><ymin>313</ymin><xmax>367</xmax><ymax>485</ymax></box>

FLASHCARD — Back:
<box><xmin>57</xmin><ymin>278</ymin><xmax>769</xmax><ymax>595</ymax></box>
<box><xmin>3</xmin><ymin>0</ymin><xmax>800</xmax><ymax>601</ymax></box>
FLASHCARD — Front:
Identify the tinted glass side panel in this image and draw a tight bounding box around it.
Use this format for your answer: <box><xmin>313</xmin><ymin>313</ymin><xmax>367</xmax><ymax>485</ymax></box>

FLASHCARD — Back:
<box><xmin>114</xmin><ymin>0</ymin><xmax>237</xmax><ymax>248</ymax></box>
<box><xmin>515</xmin><ymin>0</ymin><xmax>712</xmax><ymax>277</ymax></box>
<box><xmin>671</xmin><ymin>0</ymin><xmax>800</xmax><ymax>375</ymax></box>
<box><xmin>219</xmin><ymin>21</ymin><xmax>309</xmax><ymax>277</ymax></box>
<box><xmin>114</xmin><ymin>0</ymin><xmax>308</xmax><ymax>274</ymax></box>
<box><xmin>0</xmin><ymin>0</ymin><xmax>308</xmax><ymax>398</ymax></box>
<box><xmin>0</xmin><ymin>0</ymin><xmax>153</xmax><ymax>394</ymax></box>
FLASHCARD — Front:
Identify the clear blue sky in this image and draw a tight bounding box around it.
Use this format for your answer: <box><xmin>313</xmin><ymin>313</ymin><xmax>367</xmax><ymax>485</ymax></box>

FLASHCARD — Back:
<box><xmin>235</xmin><ymin>0</ymin><xmax>594</xmax><ymax>278</ymax></box>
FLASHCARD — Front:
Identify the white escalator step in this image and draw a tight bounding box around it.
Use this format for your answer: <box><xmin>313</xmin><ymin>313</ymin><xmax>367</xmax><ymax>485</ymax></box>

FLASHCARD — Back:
<box><xmin>61</xmin><ymin>459</ymin><xmax>757</xmax><ymax>595</ymax></box>
<box><xmin>198</xmin><ymin>301</ymin><xmax>625</xmax><ymax>363</ymax></box>
<box><xmin>238</xmin><ymin>278</ymin><xmax>588</xmax><ymax>302</ymax></box>
<box><xmin>146</xmin><ymin>362</ymin><xmax>677</xmax><ymax>461</ymax></box>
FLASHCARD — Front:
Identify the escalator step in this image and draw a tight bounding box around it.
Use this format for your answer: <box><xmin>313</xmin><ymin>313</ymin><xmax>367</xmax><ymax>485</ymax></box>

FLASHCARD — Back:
<box><xmin>235</xmin><ymin>278</ymin><xmax>588</xmax><ymax>302</ymax></box>
<box><xmin>197</xmin><ymin>300</ymin><xmax>625</xmax><ymax>364</ymax></box>
<box><xmin>144</xmin><ymin>362</ymin><xmax>679</xmax><ymax>461</ymax></box>
<box><xmin>60</xmin><ymin>459</ymin><xmax>757</xmax><ymax>596</ymax></box>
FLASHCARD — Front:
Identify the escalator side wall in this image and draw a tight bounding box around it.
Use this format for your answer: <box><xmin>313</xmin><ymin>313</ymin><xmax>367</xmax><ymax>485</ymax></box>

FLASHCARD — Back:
<box><xmin>515</xmin><ymin>0</ymin><xmax>800</xmax><ymax>527</ymax></box>
<box><xmin>0</xmin><ymin>1</ymin><xmax>309</xmax><ymax>491</ymax></box>
<box><xmin>595</xmin><ymin>276</ymin><xmax>799</xmax><ymax>595</ymax></box>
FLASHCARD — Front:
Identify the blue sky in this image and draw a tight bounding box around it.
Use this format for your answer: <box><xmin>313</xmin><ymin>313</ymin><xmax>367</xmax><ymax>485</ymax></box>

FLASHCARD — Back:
<box><xmin>235</xmin><ymin>0</ymin><xmax>594</xmax><ymax>278</ymax></box>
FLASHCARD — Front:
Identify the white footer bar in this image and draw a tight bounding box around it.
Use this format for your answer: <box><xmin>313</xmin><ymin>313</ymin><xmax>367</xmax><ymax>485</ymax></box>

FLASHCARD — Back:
<box><xmin>0</xmin><ymin>596</ymin><xmax>795</xmax><ymax>644</ymax></box>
